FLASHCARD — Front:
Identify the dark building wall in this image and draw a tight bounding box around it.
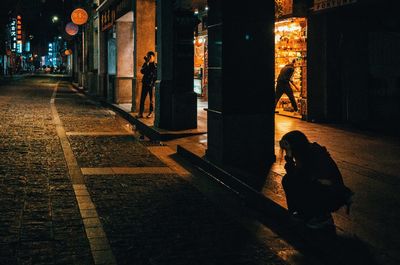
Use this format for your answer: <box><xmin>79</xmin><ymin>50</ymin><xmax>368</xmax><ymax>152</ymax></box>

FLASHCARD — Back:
<box><xmin>307</xmin><ymin>1</ymin><xmax>400</xmax><ymax>134</ymax></box>
<box><xmin>307</xmin><ymin>13</ymin><xmax>328</xmax><ymax>122</ymax></box>
<box><xmin>364</xmin><ymin>2</ymin><xmax>400</xmax><ymax>133</ymax></box>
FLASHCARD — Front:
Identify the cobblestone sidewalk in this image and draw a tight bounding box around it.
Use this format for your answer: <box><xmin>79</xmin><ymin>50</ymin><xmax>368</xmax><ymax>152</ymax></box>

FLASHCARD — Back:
<box><xmin>0</xmin><ymin>79</ymin><xmax>93</xmax><ymax>264</ymax></box>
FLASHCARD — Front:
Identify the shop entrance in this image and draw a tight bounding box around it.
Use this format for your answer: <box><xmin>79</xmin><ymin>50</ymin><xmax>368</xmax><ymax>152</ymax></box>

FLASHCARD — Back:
<box><xmin>274</xmin><ymin>17</ymin><xmax>307</xmax><ymax>119</ymax></box>
<box><xmin>194</xmin><ymin>5</ymin><xmax>208</xmax><ymax>134</ymax></box>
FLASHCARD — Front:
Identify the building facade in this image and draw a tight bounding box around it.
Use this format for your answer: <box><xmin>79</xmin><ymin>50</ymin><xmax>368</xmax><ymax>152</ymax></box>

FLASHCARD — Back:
<box><xmin>307</xmin><ymin>0</ymin><xmax>400</xmax><ymax>134</ymax></box>
<box><xmin>72</xmin><ymin>0</ymin><xmax>400</xmax><ymax>188</ymax></box>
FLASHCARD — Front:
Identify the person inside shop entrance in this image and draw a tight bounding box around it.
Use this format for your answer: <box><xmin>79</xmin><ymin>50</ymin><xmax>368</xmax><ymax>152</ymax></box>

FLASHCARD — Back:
<box><xmin>137</xmin><ymin>51</ymin><xmax>157</xmax><ymax>119</ymax></box>
<box><xmin>279</xmin><ymin>130</ymin><xmax>354</xmax><ymax>229</ymax></box>
<box><xmin>275</xmin><ymin>59</ymin><xmax>299</xmax><ymax>113</ymax></box>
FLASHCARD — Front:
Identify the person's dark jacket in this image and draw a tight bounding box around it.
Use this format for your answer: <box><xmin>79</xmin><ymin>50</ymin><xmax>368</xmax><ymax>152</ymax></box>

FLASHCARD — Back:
<box><xmin>285</xmin><ymin>143</ymin><xmax>353</xmax><ymax>212</ymax></box>
<box><xmin>141</xmin><ymin>62</ymin><xmax>157</xmax><ymax>87</ymax></box>
<box><xmin>277</xmin><ymin>63</ymin><xmax>294</xmax><ymax>82</ymax></box>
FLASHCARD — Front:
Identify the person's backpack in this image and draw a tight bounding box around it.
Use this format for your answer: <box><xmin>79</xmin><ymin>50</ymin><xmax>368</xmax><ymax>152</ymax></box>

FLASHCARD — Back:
<box><xmin>312</xmin><ymin>142</ymin><xmax>355</xmax><ymax>214</ymax></box>
<box><xmin>343</xmin><ymin>186</ymin><xmax>354</xmax><ymax>214</ymax></box>
<box><xmin>331</xmin><ymin>185</ymin><xmax>354</xmax><ymax>214</ymax></box>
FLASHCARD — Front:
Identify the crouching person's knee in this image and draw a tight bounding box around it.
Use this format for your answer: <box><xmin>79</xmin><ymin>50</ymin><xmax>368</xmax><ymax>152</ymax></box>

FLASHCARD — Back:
<box><xmin>282</xmin><ymin>174</ymin><xmax>290</xmax><ymax>190</ymax></box>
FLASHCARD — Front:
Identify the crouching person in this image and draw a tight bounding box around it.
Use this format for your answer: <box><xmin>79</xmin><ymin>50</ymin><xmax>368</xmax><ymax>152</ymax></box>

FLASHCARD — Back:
<box><xmin>279</xmin><ymin>130</ymin><xmax>353</xmax><ymax>229</ymax></box>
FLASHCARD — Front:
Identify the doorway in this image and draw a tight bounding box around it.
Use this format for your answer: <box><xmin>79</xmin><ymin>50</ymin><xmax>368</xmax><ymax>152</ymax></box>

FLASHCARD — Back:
<box><xmin>274</xmin><ymin>17</ymin><xmax>308</xmax><ymax>119</ymax></box>
<box><xmin>194</xmin><ymin>4</ymin><xmax>208</xmax><ymax>137</ymax></box>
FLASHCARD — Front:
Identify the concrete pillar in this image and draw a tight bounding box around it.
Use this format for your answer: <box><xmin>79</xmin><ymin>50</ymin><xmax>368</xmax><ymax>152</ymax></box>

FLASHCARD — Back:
<box><xmin>73</xmin><ymin>41</ymin><xmax>80</xmax><ymax>84</ymax></box>
<box><xmin>154</xmin><ymin>0</ymin><xmax>198</xmax><ymax>130</ymax></box>
<box><xmin>132</xmin><ymin>0</ymin><xmax>156</xmax><ymax>112</ymax></box>
<box><xmin>98</xmin><ymin>29</ymin><xmax>107</xmax><ymax>99</ymax></box>
<box><xmin>87</xmin><ymin>17</ymin><xmax>99</xmax><ymax>95</ymax></box>
<box><xmin>206</xmin><ymin>0</ymin><xmax>276</xmax><ymax>180</ymax></box>
<box><xmin>307</xmin><ymin>14</ymin><xmax>328</xmax><ymax>122</ymax></box>
<box><xmin>82</xmin><ymin>27</ymin><xmax>88</xmax><ymax>89</ymax></box>
<box><xmin>116</xmin><ymin>20</ymin><xmax>134</xmax><ymax>103</ymax></box>
<box><xmin>107</xmin><ymin>30</ymin><xmax>117</xmax><ymax>102</ymax></box>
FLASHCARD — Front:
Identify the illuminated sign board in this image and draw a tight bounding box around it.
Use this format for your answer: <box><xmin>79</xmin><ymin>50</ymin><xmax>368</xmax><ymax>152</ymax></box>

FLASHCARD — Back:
<box><xmin>17</xmin><ymin>41</ymin><xmax>22</xmax><ymax>53</ymax></box>
<box><xmin>314</xmin><ymin>0</ymin><xmax>357</xmax><ymax>11</ymax></box>
<box><xmin>10</xmin><ymin>19</ymin><xmax>17</xmax><ymax>52</ymax></box>
<box><xmin>17</xmin><ymin>16</ymin><xmax>22</xmax><ymax>41</ymax></box>
<box><xmin>25</xmin><ymin>41</ymin><xmax>30</xmax><ymax>52</ymax></box>
<box><xmin>100</xmin><ymin>0</ymin><xmax>132</xmax><ymax>32</ymax></box>
<box><xmin>12</xmin><ymin>15</ymin><xmax>23</xmax><ymax>54</ymax></box>
<box><xmin>100</xmin><ymin>9</ymin><xmax>116</xmax><ymax>31</ymax></box>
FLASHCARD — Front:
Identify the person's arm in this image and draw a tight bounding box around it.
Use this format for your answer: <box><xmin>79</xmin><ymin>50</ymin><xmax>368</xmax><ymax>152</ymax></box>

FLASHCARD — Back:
<box><xmin>140</xmin><ymin>63</ymin><xmax>148</xmax><ymax>75</ymax></box>
<box><xmin>152</xmin><ymin>64</ymin><xmax>157</xmax><ymax>84</ymax></box>
<box><xmin>290</xmin><ymin>80</ymin><xmax>300</xmax><ymax>91</ymax></box>
<box><xmin>284</xmin><ymin>155</ymin><xmax>297</xmax><ymax>176</ymax></box>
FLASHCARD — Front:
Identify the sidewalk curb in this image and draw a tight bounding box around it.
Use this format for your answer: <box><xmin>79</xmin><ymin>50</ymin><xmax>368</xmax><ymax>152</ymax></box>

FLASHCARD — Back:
<box><xmin>177</xmin><ymin>145</ymin><xmax>289</xmax><ymax>218</ymax></box>
<box><xmin>71</xmin><ymin>83</ymin><xmax>206</xmax><ymax>141</ymax></box>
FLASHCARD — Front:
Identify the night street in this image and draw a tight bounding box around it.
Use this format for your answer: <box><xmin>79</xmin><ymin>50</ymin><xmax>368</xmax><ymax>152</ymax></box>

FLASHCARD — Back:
<box><xmin>1</xmin><ymin>75</ymin><xmax>399</xmax><ymax>265</ymax></box>
<box><xmin>2</xmin><ymin>0</ymin><xmax>400</xmax><ymax>264</ymax></box>
<box><xmin>0</xmin><ymin>76</ymin><xmax>308</xmax><ymax>265</ymax></box>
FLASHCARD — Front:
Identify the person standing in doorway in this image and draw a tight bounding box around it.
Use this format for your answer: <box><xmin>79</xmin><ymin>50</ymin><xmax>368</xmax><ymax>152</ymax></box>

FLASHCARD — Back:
<box><xmin>137</xmin><ymin>51</ymin><xmax>157</xmax><ymax>118</ymax></box>
<box><xmin>275</xmin><ymin>59</ymin><xmax>299</xmax><ymax>112</ymax></box>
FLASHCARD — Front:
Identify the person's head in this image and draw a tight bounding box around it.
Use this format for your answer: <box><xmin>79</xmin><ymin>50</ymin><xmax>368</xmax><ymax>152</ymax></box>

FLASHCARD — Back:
<box><xmin>145</xmin><ymin>51</ymin><xmax>155</xmax><ymax>63</ymax></box>
<box><xmin>279</xmin><ymin>130</ymin><xmax>310</xmax><ymax>161</ymax></box>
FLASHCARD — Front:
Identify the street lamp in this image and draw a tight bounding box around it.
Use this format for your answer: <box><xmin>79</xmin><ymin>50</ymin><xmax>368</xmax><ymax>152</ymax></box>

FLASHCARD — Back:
<box><xmin>52</xmin><ymin>16</ymin><xmax>59</xmax><ymax>23</ymax></box>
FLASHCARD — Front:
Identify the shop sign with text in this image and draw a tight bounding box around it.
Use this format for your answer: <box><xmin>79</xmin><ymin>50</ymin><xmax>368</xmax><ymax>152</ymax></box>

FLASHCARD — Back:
<box><xmin>100</xmin><ymin>0</ymin><xmax>132</xmax><ymax>32</ymax></box>
<box><xmin>314</xmin><ymin>0</ymin><xmax>357</xmax><ymax>12</ymax></box>
<box><xmin>101</xmin><ymin>9</ymin><xmax>116</xmax><ymax>31</ymax></box>
<box><xmin>16</xmin><ymin>16</ymin><xmax>22</xmax><ymax>54</ymax></box>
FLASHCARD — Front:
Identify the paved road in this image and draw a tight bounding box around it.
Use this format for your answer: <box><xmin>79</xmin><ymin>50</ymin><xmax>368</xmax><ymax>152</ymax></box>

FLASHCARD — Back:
<box><xmin>0</xmin><ymin>76</ymin><xmax>319</xmax><ymax>264</ymax></box>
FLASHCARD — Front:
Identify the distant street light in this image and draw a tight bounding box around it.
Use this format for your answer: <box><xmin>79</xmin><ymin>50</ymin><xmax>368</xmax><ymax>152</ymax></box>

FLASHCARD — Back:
<box><xmin>52</xmin><ymin>16</ymin><xmax>59</xmax><ymax>23</ymax></box>
<box><xmin>58</xmin><ymin>36</ymin><xmax>62</xmax><ymax>40</ymax></box>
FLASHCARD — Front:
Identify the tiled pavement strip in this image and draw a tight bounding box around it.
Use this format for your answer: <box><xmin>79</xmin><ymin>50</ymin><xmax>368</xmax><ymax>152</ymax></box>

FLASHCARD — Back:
<box><xmin>50</xmin><ymin>82</ymin><xmax>117</xmax><ymax>264</ymax></box>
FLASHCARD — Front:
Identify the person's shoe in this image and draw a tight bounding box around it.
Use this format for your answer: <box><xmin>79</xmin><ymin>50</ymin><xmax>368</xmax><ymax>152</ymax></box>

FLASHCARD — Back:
<box><xmin>290</xmin><ymin>211</ymin><xmax>306</xmax><ymax>222</ymax></box>
<box><xmin>135</xmin><ymin>113</ymin><xmax>144</xmax><ymax>118</ymax></box>
<box><xmin>306</xmin><ymin>214</ymin><xmax>334</xmax><ymax>229</ymax></box>
<box><xmin>146</xmin><ymin>112</ymin><xmax>153</xmax><ymax>118</ymax></box>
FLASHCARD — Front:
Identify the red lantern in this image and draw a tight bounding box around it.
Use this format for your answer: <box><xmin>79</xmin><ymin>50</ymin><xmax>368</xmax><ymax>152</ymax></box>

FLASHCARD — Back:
<box><xmin>64</xmin><ymin>49</ymin><xmax>73</xmax><ymax>56</ymax></box>
<box><xmin>65</xmin><ymin>22</ymin><xmax>79</xmax><ymax>36</ymax></box>
<box><xmin>71</xmin><ymin>8</ymin><xmax>88</xmax><ymax>25</ymax></box>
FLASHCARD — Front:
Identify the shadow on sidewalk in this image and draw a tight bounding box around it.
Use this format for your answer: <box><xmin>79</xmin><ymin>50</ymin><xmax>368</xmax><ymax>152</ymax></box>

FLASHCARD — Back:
<box><xmin>257</xmin><ymin>211</ymin><xmax>381</xmax><ymax>265</ymax></box>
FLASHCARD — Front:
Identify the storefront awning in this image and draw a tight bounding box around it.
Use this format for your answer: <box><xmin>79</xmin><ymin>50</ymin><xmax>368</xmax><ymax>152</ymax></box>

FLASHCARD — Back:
<box><xmin>97</xmin><ymin>0</ymin><xmax>133</xmax><ymax>18</ymax></box>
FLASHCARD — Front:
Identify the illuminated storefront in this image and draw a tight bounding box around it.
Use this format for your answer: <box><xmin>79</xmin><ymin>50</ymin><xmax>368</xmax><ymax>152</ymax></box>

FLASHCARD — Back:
<box><xmin>193</xmin><ymin>6</ymin><xmax>208</xmax><ymax>99</ymax></box>
<box><xmin>194</xmin><ymin>35</ymin><xmax>207</xmax><ymax>97</ymax></box>
<box><xmin>274</xmin><ymin>0</ymin><xmax>308</xmax><ymax>119</ymax></box>
<box><xmin>275</xmin><ymin>17</ymin><xmax>307</xmax><ymax>118</ymax></box>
